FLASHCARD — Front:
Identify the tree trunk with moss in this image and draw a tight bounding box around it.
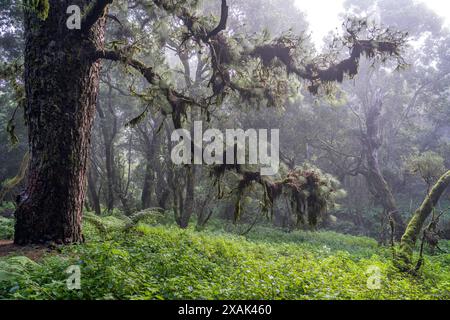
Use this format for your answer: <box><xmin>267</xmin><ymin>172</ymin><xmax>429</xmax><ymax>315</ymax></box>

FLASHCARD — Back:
<box><xmin>14</xmin><ymin>1</ymin><xmax>108</xmax><ymax>244</ymax></box>
<box><xmin>395</xmin><ymin>170</ymin><xmax>450</xmax><ymax>270</ymax></box>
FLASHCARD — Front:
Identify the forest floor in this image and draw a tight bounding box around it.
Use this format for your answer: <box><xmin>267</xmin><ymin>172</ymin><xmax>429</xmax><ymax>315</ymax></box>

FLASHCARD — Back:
<box><xmin>0</xmin><ymin>240</ymin><xmax>49</xmax><ymax>261</ymax></box>
<box><xmin>0</xmin><ymin>212</ymin><xmax>449</xmax><ymax>300</ymax></box>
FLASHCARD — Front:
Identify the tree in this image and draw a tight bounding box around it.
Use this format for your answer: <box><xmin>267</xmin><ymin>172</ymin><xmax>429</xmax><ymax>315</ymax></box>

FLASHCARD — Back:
<box><xmin>301</xmin><ymin>0</ymin><xmax>450</xmax><ymax>241</ymax></box>
<box><xmin>14</xmin><ymin>0</ymin><xmax>111</xmax><ymax>244</ymax></box>
<box><xmin>360</xmin><ymin>89</ymin><xmax>405</xmax><ymax>239</ymax></box>
<box><xmin>11</xmin><ymin>0</ymin><xmax>406</xmax><ymax>244</ymax></box>
<box><xmin>396</xmin><ymin>170</ymin><xmax>450</xmax><ymax>271</ymax></box>
<box><xmin>0</xmin><ymin>0</ymin><xmax>27</xmax><ymax>204</ymax></box>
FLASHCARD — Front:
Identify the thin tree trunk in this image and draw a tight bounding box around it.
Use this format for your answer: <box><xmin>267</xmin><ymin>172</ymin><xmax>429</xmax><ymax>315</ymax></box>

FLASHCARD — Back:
<box><xmin>396</xmin><ymin>170</ymin><xmax>450</xmax><ymax>270</ymax></box>
<box><xmin>154</xmin><ymin>140</ymin><xmax>170</xmax><ymax>209</ymax></box>
<box><xmin>139</xmin><ymin>121</ymin><xmax>158</xmax><ymax>210</ymax></box>
<box><xmin>88</xmin><ymin>169</ymin><xmax>101</xmax><ymax>215</ymax></box>
<box><xmin>141</xmin><ymin>159</ymin><xmax>154</xmax><ymax>209</ymax></box>
<box><xmin>181</xmin><ymin>164</ymin><xmax>195</xmax><ymax>228</ymax></box>
<box><xmin>96</xmin><ymin>89</ymin><xmax>117</xmax><ymax>212</ymax></box>
<box><xmin>14</xmin><ymin>1</ymin><xmax>108</xmax><ymax>244</ymax></box>
<box><xmin>117</xmin><ymin>133</ymin><xmax>133</xmax><ymax>215</ymax></box>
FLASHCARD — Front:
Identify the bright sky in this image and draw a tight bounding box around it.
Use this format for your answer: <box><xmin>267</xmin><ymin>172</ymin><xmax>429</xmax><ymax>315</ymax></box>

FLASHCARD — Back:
<box><xmin>295</xmin><ymin>0</ymin><xmax>450</xmax><ymax>48</ymax></box>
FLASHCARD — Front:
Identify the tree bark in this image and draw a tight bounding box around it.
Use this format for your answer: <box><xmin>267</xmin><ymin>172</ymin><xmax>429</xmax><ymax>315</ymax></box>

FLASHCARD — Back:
<box><xmin>396</xmin><ymin>170</ymin><xmax>450</xmax><ymax>270</ymax></box>
<box><xmin>14</xmin><ymin>1</ymin><xmax>108</xmax><ymax>244</ymax></box>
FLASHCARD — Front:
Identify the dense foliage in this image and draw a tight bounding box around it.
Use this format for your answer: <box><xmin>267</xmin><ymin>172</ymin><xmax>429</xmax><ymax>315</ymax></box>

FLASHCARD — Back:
<box><xmin>0</xmin><ymin>213</ymin><xmax>449</xmax><ymax>300</ymax></box>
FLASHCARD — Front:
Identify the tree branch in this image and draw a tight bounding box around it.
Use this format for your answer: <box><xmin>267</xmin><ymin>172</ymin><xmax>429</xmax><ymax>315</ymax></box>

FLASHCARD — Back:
<box><xmin>95</xmin><ymin>50</ymin><xmax>157</xmax><ymax>84</ymax></box>
<box><xmin>206</xmin><ymin>0</ymin><xmax>229</xmax><ymax>40</ymax></box>
<box><xmin>396</xmin><ymin>170</ymin><xmax>450</xmax><ymax>271</ymax></box>
<box><xmin>94</xmin><ymin>49</ymin><xmax>205</xmax><ymax>129</ymax></box>
<box><xmin>82</xmin><ymin>0</ymin><xmax>114</xmax><ymax>32</ymax></box>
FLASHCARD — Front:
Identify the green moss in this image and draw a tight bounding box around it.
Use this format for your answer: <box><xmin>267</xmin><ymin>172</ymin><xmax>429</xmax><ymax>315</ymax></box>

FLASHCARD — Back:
<box><xmin>25</xmin><ymin>0</ymin><xmax>50</xmax><ymax>20</ymax></box>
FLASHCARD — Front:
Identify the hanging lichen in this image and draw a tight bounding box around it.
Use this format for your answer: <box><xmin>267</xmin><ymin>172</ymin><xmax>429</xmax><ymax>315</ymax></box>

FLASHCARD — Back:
<box><xmin>281</xmin><ymin>164</ymin><xmax>346</xmax><ymax>227</ymax></box>
<box><xmin>212</xmin><ymin>162</ymin><xmax>346</xmax><ymax>228</ymax></box>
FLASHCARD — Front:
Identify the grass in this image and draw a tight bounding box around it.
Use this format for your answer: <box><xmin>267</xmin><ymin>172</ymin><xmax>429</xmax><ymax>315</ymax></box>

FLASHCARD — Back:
<box><xmin>0</xmin><ymin>212</ymin><xmax>449</xmax><ymax>300</ymax></box>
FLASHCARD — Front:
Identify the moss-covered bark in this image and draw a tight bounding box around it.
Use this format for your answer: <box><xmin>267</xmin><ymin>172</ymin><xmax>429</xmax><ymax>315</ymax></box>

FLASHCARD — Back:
<box><xmin>25</xmin><ymin>0</ymin><xmax>50</xmax><ymax>20</ymax></box>
<box><xmin>14</xmin><ymin>1</ymin><xmax>108</xmax><ymax>244</ymax></box>
<box><xmin>396</xmin><ymin>170</ymin><xmax>450</xmax><ymax>270</ymax></box>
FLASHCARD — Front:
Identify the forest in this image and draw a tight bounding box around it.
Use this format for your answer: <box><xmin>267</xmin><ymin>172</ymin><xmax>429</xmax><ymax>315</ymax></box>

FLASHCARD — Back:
<box><xmin>0</xmin><ymin>0</ymin><xmax>449</xmax><ymax>302</ymax></box>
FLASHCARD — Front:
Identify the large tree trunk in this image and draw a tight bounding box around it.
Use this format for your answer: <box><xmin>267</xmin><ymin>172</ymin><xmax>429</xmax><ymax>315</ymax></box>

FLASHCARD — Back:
<box><xmin>396</xmin><ymin>170</ymin><xmax>450</xmax><ymax>270</ymax></box>
<box><xmin>363</xmin><ymin>93</ymin><xmax>405</xmax><ymax>240</ymax></box>
<box><xmin>14</xmin><ymin>1</ymin><xmax>107</xmax><ymax>244</ymax></box>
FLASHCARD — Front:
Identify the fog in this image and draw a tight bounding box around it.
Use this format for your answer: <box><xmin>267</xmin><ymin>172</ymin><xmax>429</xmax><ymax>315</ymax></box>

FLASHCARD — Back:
<box><xmin>0</xmin><ymin>0</ymin><xmax>450</xmax><ymax>301</ymax></box>
<box><xmin>297</xmin><ymin>0</ymin><xmax>450</xmax><ymax>47</ymax></box>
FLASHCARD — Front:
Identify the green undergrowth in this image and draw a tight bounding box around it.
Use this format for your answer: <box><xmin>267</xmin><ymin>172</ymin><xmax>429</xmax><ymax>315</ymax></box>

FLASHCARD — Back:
<box><xmin>0</xmin><ymin>216</ymin><xmax>14</xmax><ymax>240</ymax></box>
<box><xmin>0</xmin><ymin>212</ymin><xmax>449</xmax><ymax>300</ymax></box>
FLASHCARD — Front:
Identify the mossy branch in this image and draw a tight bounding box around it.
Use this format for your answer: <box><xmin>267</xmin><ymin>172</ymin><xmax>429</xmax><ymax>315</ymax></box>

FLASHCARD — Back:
<box><xmin>153</xmin><ymin>1</ymin><xmax>407</xmax><ymax>97</ymax></box>
<box><xmin>0</xmin><ymin>152</ymin><xmax>30</xmax><ymax>203</ymax></box>
<box><xmin>94</xmin><ymin>49</ymin><xmax>204</xmax><ymax>129</ymax></box>
<box><xmin>395</xmin><ymin>170</ymin><xmax>450</xmax><ymax>271</ymax></box>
